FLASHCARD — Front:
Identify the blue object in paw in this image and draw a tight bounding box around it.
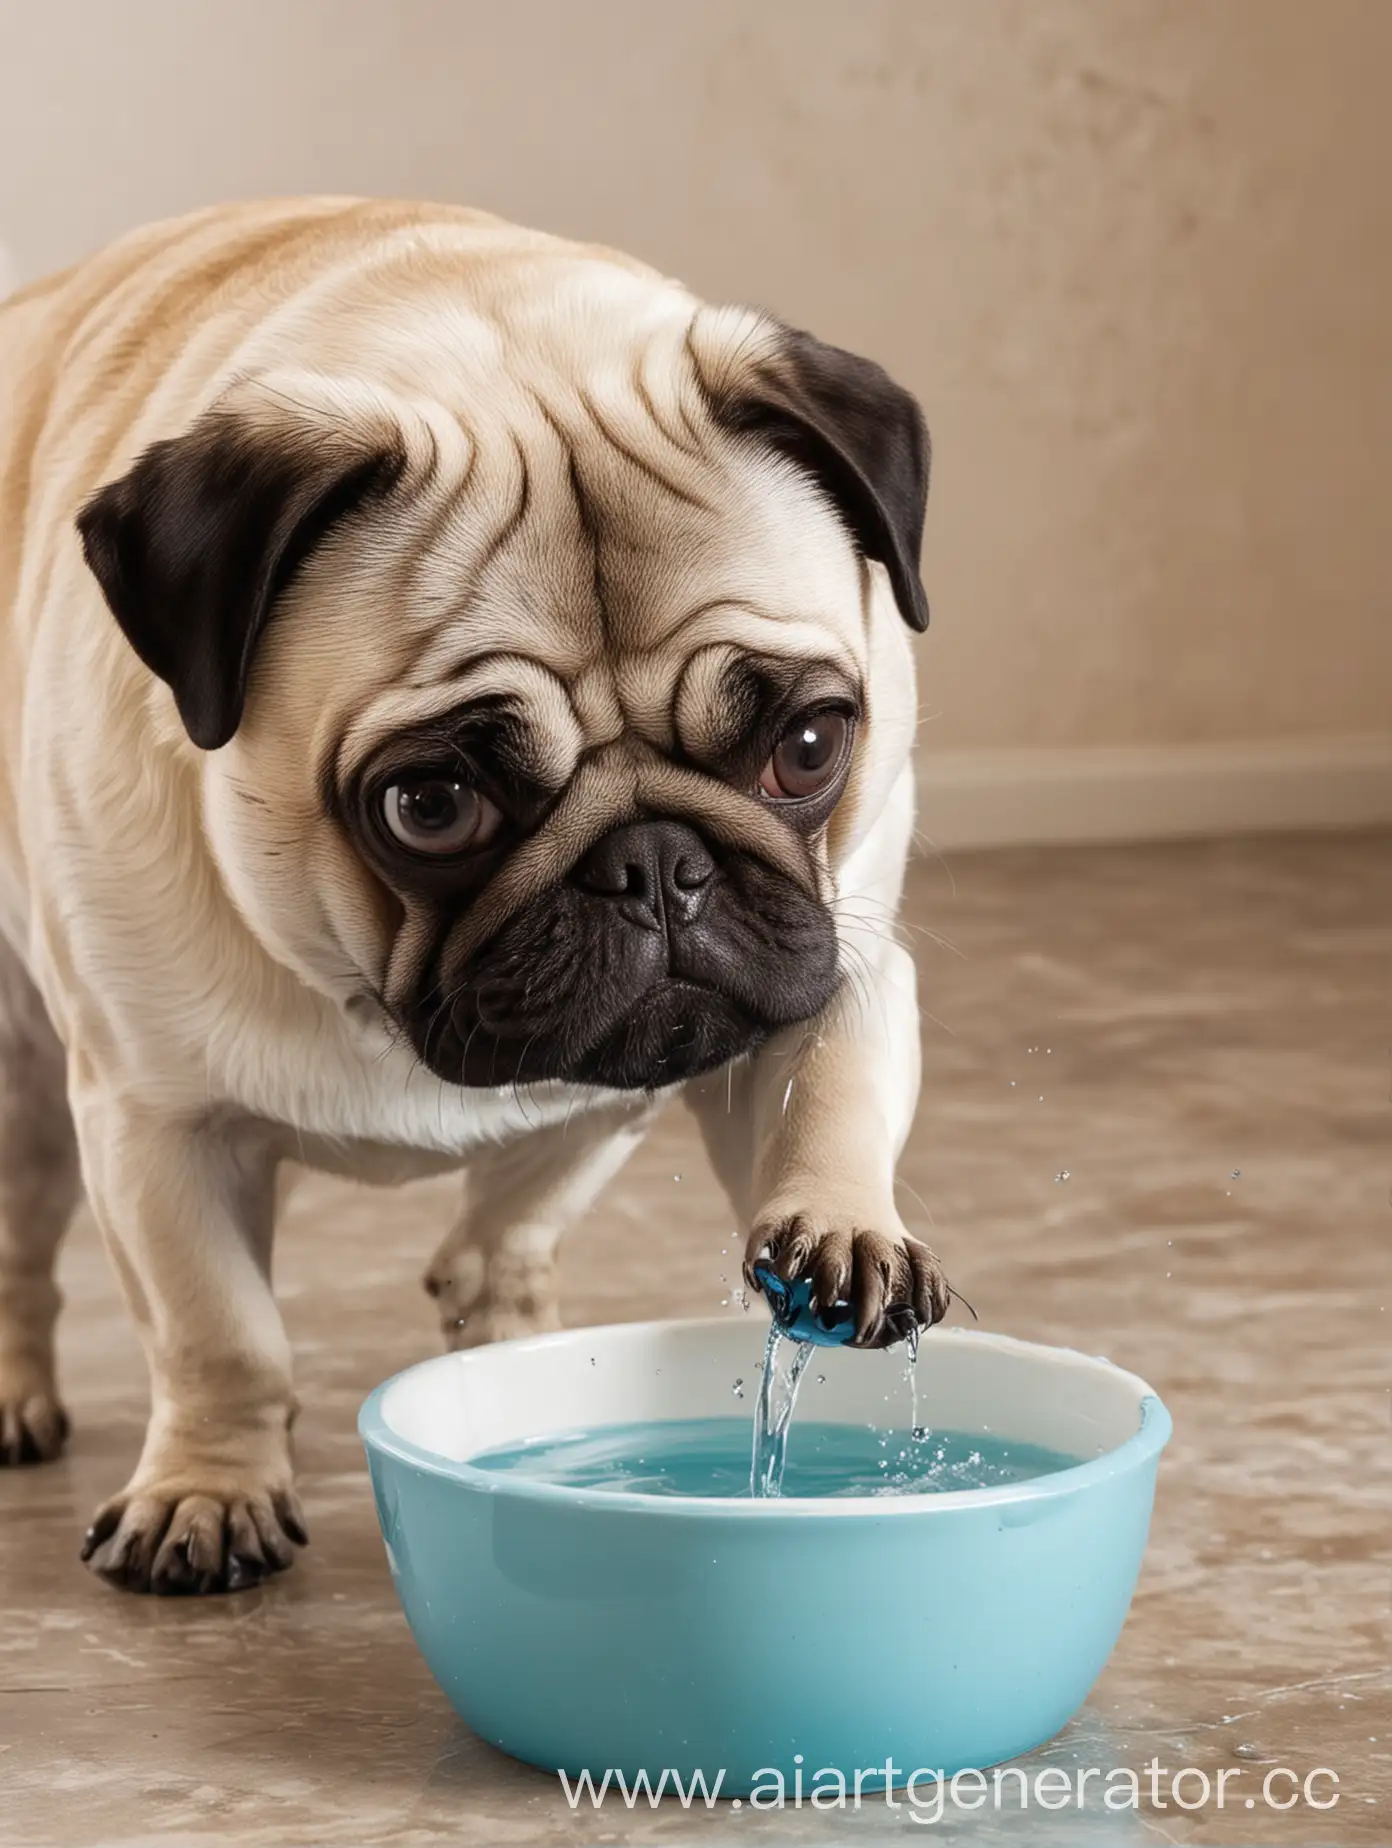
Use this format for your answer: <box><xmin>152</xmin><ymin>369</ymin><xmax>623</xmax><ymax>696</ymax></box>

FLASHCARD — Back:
<box><xmin>751</xmin><ymin>1261</ymin><xmax>857</xmax><ymax>1347</ymax></box>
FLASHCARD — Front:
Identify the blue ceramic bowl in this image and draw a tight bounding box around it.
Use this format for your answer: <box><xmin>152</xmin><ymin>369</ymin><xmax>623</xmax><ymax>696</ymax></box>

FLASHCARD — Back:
<box><xmin>360</xmin><ymin>1318</ymin><xmax>1169</xmax><ymax>1795</ymax></box>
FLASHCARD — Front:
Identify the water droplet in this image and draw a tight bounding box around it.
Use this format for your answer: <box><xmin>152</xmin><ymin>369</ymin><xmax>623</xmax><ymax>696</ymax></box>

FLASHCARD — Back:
<box><xmin>816</xmin><ymin>1374</ymin><xmax>826</xmax><ymax>1385</ymax></box>
<box><xmin>1053</xmin><ymin>1169</ymin><xmax>1071</xmax><ymax>1183</ymax></box>
<box><xmin>672</xmin><ymin>1173</ymin><xmax>682</xmax><ymax>1182</ymax></box>
<box><xmin>912</xmin><ymin>1425</ymin><xmax>928</xmax><ymax>1441</ymax></box>
<box><xmin>1008</xmin><ymin>1079</ymin><xmax>1017</xmax><ymax>1086</ymax></box>
<box><xmin>1037</xmin><ymin>1095</ymin><xmax>1045</xmax><ymax>1102</ymax></box>
<box><xmin>589</xmin><ymin>1356</ymin><xmax>596</xmax><ymax>1366</ymax></box>
<box><xmin>732</xmin><ymin>1379</ymin><xmax>745</xmax><ymax>1398</ymax></box>
<box><xmin>1231</xmin><ymin>1169</ymin><xmax>1242</xmax><ymax>1179</ymax></box>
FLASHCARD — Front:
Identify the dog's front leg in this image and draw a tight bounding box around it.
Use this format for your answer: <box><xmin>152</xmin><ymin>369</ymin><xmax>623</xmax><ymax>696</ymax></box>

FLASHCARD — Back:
<box><xmin>688</xmin><ymin>773</ymin><xmax>946</xmax><ymax>1349</ymax></box>
<box><xmin>72</xmin><ymin>1090</ymin><xmax>304</xmax><ymax>1594</ymax></box>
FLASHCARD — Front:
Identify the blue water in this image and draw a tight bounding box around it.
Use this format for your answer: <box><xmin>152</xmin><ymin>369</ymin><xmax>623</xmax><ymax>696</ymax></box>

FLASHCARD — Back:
<box><xmin>469</xmin><ymin>1418</ymin><xmax>1084</xmax><ymax>1499</ymax></box>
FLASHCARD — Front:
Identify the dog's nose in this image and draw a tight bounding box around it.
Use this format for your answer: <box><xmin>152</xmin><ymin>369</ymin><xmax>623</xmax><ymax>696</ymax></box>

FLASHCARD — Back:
<box><xmin>572</xmin><ymin>820</ymin><xmax>715</xmax><ymax>928</ymax></box>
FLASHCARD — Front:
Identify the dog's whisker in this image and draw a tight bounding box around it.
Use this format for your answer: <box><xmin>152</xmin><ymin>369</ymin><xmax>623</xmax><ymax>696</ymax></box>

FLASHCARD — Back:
<box><xmin>895</xmin><ymin>1175</ymin><xmax>938</xmax><ymax>1232</ymax></box>
<box><xmin>947</xmin><ymin>1283</ymin><xmax>978</xmax><ymax>1323</ymax></box>
<box><xmin>833</xmin><ymin>896</ymin><xmax>964</xmax><ymax>961</ymax></box>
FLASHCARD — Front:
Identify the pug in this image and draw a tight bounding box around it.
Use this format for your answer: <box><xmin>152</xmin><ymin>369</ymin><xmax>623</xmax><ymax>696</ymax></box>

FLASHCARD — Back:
<box><xmin>0</xmin><ymin>198</ymin><xmax>942</xmax><ymax>1594</ymax></box>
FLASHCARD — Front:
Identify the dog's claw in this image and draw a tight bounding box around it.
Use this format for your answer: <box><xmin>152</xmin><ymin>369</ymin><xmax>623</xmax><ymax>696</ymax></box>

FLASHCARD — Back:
<box><xmin>747</xmin><ymin>1215</ymin><xmax>950</xmax><ymax>1351</ymax></box>
<box><xmin>80</xmin><ymin>1504</ymin><xmax>120</xmax><ymax>1562</ymax></box>
<box><xmin>225</xmin><ymin>1553</ymin><xmax>259</xmax><ymax>1594</ymax></box>
<box><xmin>274</xmin><ymin>1493</ymin><xmax>309</xmax><ymax>1549</ymax></box>
<box><xmin>81</xmin><ymin>1485</ymin><xmax>306</xmax><ymax>1595</ymax></box>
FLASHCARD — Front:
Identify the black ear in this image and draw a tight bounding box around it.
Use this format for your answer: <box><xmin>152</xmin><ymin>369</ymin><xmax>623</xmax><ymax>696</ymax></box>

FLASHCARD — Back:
<box><xmin>77</xmin><ymin>407</ymin><xmax>405</xmax><ymax>749</ymax></box>
<box><xmin>716</xmin><ymin>323</ymin><xmax>930</xmax><ymax>632</ymax></box>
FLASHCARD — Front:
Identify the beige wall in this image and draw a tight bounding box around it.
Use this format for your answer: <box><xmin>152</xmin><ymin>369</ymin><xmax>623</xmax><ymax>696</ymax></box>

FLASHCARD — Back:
<box><xmin>2</xmin><ymin>0</ymin><xmax>1387</xmax><ymax>754</ymax></box>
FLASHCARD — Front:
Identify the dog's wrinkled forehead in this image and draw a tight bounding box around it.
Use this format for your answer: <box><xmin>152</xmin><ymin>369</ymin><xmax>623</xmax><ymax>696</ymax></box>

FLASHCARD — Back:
<box><xmin>78</xmin><ymin>285</ymin><xmax>929</xmax><ymax>773</ymax></box>
<box><xmin>337</xmin><ymin>367</ymin><xmax>866</xmax><ymax>764</ymax></box>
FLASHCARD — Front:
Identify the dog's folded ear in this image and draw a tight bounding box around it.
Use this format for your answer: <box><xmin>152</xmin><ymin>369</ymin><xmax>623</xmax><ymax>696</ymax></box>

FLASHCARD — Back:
<box><xmin>711</xmin><ymin>321</ymin><xmax>931</xmax><ymax>633</ymax></box>
<box><xmin>77</xmin><ymin>389</ymin><xmax>406</xmax><ymax>749</ymax></box>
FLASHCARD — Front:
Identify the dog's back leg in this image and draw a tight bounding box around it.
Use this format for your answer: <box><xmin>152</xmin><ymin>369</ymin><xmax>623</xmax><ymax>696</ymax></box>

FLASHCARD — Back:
<box><xmin>425</xmin><ymin>1100</ymin><xmax>659</xmax><ymax>1349</ymax></box>
<box><xmin>0</xmin><ymin>937</ymin><xmax>80</xmax><ymax>1463</ymax></box>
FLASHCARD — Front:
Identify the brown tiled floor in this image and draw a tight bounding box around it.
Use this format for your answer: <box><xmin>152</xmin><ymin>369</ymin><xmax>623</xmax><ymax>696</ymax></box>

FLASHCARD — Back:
<box><xmin>2</xmin><ymin>832</ymin><xmax>1388</xmax><ymax>1844</ymax></box>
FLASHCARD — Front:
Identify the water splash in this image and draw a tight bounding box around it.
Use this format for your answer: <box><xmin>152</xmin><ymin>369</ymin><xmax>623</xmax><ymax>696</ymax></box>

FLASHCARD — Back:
<box><xmin>904</xmin><ymin>1322</ymin><xmax>923</xmax><ymax>1439</ymax></box>
<box><xmin>750</xmin><ymin>1324</ymin><xmax>814</xmax><ymax>1497</ymax></box>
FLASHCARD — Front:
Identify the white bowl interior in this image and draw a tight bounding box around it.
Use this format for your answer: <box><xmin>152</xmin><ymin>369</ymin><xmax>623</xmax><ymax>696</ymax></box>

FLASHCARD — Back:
<box><xmin>380</xmin><ymin>1317</ymin><xmax>1150</xmax><ymax>1466</ymax></box>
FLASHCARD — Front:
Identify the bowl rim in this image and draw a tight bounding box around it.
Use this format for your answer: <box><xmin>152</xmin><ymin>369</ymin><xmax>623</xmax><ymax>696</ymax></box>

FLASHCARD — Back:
<box><xmin>359</xmin><ymin>1318</ymin><xmax>1172</xmax><ymax>1519</ymax></box>
<box><xmin>354</xmin><ymin>1315</ymin><xmax>1160</xmax><ymax>1515</ymax></box>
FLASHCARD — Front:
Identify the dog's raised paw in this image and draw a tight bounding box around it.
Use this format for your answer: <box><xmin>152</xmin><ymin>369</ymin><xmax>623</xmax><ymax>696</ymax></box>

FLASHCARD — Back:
<box><xmin>81</xmin><ymin>1482</ymin><xmax>308</xmax><ymax>1595</ymax></box>
<box><xmin>0</xmin><ymin>1387</ymin><xmax>70</xmax><ymax>1465</ymax></box>
<box><xmin>745</xmin><ymin>1215</ymin><xmax>950</xmax><ymax>1349</ymax></box>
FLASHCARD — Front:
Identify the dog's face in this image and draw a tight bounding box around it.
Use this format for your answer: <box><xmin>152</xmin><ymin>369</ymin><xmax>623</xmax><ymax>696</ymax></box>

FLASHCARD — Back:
<box><xmin>78</xmin><ymin>275</ymin><xmax>928</xmax><ymax>1092</ymax></box>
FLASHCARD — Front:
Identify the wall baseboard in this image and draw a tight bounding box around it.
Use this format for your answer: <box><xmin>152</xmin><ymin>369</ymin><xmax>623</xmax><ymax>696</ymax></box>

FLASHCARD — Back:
<box><xmin>913</xmin><ymin>733</ymin><xmax>1392</xmax><ymax>852</ymax></box>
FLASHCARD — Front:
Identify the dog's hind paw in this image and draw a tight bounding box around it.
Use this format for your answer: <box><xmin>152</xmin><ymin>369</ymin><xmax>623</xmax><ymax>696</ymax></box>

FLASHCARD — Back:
<box><xmin>81</xmin><ymin>1476</ymin><xmax>308</xmax><ymax>1595</ymax></box>
<box><xmin>440</xmin><ymin>1298</ymin><xmax>564</xmax><ymax>1351</ymax></box>
<box><xmin>0</xmin><ymin>1385</ymin><xmax>69</xmax><ymax>1465</ymax></box>
<box><xmin>425</xmin><ymin>1247</ymin><xmax>561</xmax><ymax>1350</ymax></box>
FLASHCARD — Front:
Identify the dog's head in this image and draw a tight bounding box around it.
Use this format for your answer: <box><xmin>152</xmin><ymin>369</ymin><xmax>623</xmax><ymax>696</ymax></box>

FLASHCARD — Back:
<box><xmin>78</xmin><ymin>278</ymin><xmax>927</xmax><ymax>1092</ymax></box>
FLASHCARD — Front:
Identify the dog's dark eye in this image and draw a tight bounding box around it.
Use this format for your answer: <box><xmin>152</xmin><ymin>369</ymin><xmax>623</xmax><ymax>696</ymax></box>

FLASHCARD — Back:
<box><xmin>381</xmin><ymin>778</ymin><xmax>501</xmax><ymax>855</ymax></box>
<box><xmin>759</xmin><ymin>711</ymin><xmax>850</xmax><ymax>801</ymax></box>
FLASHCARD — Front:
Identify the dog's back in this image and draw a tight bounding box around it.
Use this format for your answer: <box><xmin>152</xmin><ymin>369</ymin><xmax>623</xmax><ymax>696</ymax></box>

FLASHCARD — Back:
<box><xmin>0</xmin><ymin>204</ymin><xmax>354</xmax><ymax>907</ymax></box>
<box><xmin>1</xmin><ymin>198</ymin><xmax>474</xmax><ymax>652</ymax></box>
